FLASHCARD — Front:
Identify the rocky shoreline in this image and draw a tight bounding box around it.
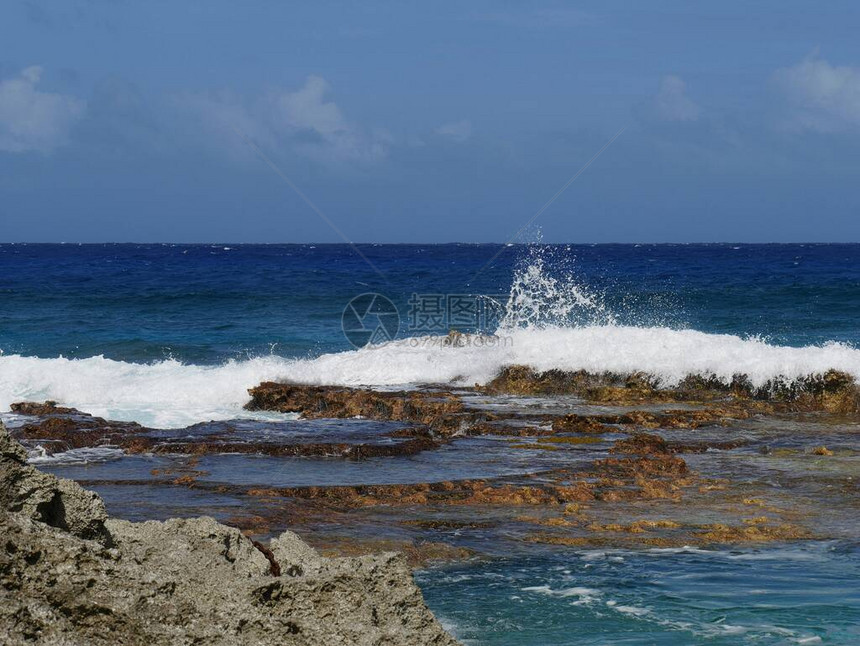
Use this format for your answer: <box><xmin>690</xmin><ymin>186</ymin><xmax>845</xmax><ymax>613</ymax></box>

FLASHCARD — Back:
<box><xmin>3</xmin><ymin>367</ymin><xmax>859</xmax><ymax>642</ymax></box>
<box><xmin>0</xmin><ymin>423</ymin><xmax>459</xmax><ymax>645</ymax></box>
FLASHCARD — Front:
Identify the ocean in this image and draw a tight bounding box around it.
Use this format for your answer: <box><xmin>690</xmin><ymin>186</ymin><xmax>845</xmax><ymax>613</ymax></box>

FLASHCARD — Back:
<box><xmin>3</xmin><ymin>242</ymin><xmax>860</xmax><ymax>426</ymax></box>
<box><xmin>2</xmin><ymin>242</ymin><xmax>859</xmax><ymax>644</ymax></box>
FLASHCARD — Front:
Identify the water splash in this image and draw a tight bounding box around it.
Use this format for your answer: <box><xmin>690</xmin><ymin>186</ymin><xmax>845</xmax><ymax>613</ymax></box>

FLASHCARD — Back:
<box><xmin>498</xmin><ymin>246</ymin><xmax>616</xmax><ymax>330</ymax></box>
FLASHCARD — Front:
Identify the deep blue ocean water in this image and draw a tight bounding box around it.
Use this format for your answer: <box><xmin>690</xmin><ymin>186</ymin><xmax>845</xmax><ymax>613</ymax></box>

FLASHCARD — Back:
<box><xmin>2</xmin><ymin>243</ymin><xmax>859</xmax><ymax>645</ymax></box>
<box><xmin>2</xmin><ymin>243</ymin><xmax>859</xmax><ymax>362</ymax></box>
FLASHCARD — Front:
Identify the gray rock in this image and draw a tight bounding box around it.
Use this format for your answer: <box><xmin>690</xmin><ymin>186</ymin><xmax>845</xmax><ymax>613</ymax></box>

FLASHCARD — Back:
<box><xmin>0</xmin><ymin>422</ymin><xmax>110</xmax><ymax>542</ymax></box>
<box><xmin>271</xmin><ymin>529</ymin><xmax>322</xmax><ymax>574</ymax></box>
<box><xmin>0</xmin><ymin>423</ymin><xmax>459</xmax><ymax>645</ymax></box>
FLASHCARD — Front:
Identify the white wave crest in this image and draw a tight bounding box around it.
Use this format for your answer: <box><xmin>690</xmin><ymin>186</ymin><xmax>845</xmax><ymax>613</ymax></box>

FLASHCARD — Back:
<box><xmin>0</xmin><ymin>354</ymin><xmax>295</xmax><ymax>428</ymax></box>
<box><xmin>2</xmin><ymin>326</ymin><xmax>859</xmax><ymax>428</ymax></box>
<box><xmin>281</xmin><ymin>326</ymin><xmax>860</xmax><ymax>388</ymax></box>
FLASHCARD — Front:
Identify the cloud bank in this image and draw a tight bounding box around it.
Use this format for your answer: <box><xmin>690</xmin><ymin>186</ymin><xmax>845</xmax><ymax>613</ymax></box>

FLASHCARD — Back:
<box><xmin>775</xmin><ymin>55</ymin><xmax>860</xmax><ymax>132</ymax></box>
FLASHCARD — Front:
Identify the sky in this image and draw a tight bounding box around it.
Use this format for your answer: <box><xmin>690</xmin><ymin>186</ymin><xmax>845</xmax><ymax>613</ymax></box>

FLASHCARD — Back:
<box><xmin>1</xmin><ymin>1</ymin><xmax>859</xmax><ymax>243</ymax></box>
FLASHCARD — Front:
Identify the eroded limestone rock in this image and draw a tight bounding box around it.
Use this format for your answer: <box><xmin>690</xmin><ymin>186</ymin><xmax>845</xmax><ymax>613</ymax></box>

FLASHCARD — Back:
<box><xmin>1</xmin><ymin>422</ymin><xmax>109</xmax><ymax>542</ymax></box>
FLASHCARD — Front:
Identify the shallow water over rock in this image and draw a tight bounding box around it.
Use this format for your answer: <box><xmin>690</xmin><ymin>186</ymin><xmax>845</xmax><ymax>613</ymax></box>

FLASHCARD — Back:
<box><xmin>5</xmin><ymin>377</ymin><xmax>860</xmax><ymax>644</ymax></box>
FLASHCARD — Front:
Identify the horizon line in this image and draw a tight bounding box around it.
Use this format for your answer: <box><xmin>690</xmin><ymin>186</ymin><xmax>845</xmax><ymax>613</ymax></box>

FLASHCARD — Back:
<box><xmin>1</xmin><ymin>241</ymin><xmax>858</xmax><ymax>246</ymax></box>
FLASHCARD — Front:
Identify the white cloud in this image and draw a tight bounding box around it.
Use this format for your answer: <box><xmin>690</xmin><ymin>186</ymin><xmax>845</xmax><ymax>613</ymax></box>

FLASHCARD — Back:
<box><xmin>654</xmin><ymin>75</ymin><xmax>700</xmax><ymax>122</ymax></box>
<box><xmin>774</xmin><ymin>55</ymin><xmax>860</xmax><ymax>132</ymax></box>
<box><xmin>0</xmin><ymin>66</ymin><xmax>85</xmax><ymax>153</ymax></box>
<box><xmin>274</xmin><ymin>76</ymin><xmax>346</xmax><ymax>138</ymax></box>
<box><xmin>178</xmin><ymin>76</ymin><xmax>389</xmax><ymax>164</ymax></box>
<box><xmin>435</xmin><ymin>119</ymin><xmax>472</xmax><ymax>142</ymax></box>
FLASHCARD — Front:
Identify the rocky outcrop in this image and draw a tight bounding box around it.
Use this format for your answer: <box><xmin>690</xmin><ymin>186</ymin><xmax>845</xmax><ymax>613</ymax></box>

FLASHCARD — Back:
<box><xmin>1</xmin><ymin>421</ymin><xmax>110</xmax><ymax>543</ymax></box>
<box><xmin>483</xmin><ymin>365</ymin><xmax>860</xmax><ymax>411</ymax></box>
<box><xmin>245</xmin><ymin>383</ymin><xmax>470</xmax><ymax>433</ymax></box>
<box><xmin>9</xmin><ymin>403</ymin><xmax>441</xmax><ymax>461</ymax></box>
<box><xmin>0</xmin><ymin>423</ymin><xmax>459</xmax><ymax>646</ymax></box>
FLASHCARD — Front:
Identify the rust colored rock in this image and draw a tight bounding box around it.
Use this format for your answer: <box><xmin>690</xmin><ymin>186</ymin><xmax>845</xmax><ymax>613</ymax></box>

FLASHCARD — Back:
<box><xmin>597</xmin><ymin>455</ymin><xmax>689</xmax><ymax>478</ymax></box>
<box><xmin>611</xmin><ymin>433</ymin><xmax>670</xmax><ymax>455</ymax></box>
<box><xmin>151</xmin><ymin>437</ymin><xmax>440</xmax><ymax>460</ymax></box>
<box><xmin>239</xmin><ymin>473</ymin><xmax>599</xmax><ymax>510</ymax></box>
<box><xmin>612</xmin><ymin>430</ymin><xmax>748</xmax><ymax>456</ymax></box>
<box><xmin>484</xmin><ymin>366</ymin><xmax>592</xmax><ymax>395</ymax></box>
<box><xmin>666</xmin><ymin>439</ymin><xmax>748</xmax><ymax>454</ymax></box>
<box><xmin>481</xmin><ymin>367</ymin><xmax>859</xmax><ymax>411</ymax></box>
<box><xmin>552</xmin><ymin>415</ymin><xmax>615</xmax><ymax>434</ymax></box>
<box><xmin>484</xmin><ymin>366</ymin><xmax>686</xmax><ymax>401</ymax></box>
<box><xmin>10</xmin><ymin>401</ymin><xmax>82</xmax><ymax>416</ymax></box>
<box><xmin>696</xmin><ymin>520</ymin><xmax>811</xmax><ymax>543</ymax></box>
<box><xmin>246</xmin><ymin>382</ymin><xmax>467</xmax><ymax>432</ymax></box>
<box><xmin>750</xmin><ymin>370</ymin><xmax>860</xmax><ymax>413</ymax></box>
<box><xmin>10</xmin><ymin>403</ymin><xmax>442</xmax><ymax>461</ymax></box>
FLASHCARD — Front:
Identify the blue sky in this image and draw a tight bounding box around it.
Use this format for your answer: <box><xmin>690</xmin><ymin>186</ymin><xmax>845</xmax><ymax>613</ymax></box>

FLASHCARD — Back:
<box><xmin>1</xmin><ymin>1</ymin><xmax>859</xmax><ymax>242</ymax></box>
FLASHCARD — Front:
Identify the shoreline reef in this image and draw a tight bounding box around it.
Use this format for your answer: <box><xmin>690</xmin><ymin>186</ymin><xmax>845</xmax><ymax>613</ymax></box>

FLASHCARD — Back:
<box><xmin>0</xmin><ymin>422</ymin><xmax>459</xmax><ymax>645</ymax></box>
<box><xmin>3</xmin><ymin>365</ymin><xmax>858</xmax><ymax>643</ymax></box>
<box><xmin>7</xmin><ymin>366</ymin><xmax>858</xmax><ymax>559</ymax></box>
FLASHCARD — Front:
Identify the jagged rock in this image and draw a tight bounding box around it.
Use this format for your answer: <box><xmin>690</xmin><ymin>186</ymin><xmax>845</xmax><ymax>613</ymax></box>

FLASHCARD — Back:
<box><xmin>610</xmin><ymin>432</ymin><xmax>670</xmax><ymax>455</ymax></box>
<box><xmin>0</xmin><ymin>423</ymin><xmax>459</xmax><ymax>645</ymax></box>
<box><xmin>271</xmin><ymin>529</ymin><xmax>322</xmax><ymax>572</ymax></box>
<box><xmin>1</xmin><ymin>422</ymin><xmax>110</xmax><ymax>542</ymax></box>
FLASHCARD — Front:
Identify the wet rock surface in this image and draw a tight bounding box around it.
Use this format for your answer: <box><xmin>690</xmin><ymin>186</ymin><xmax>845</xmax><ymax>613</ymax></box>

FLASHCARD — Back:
<box><xmin>483</xmin><ymin>366</ymin><xmax>860</xmax><ymax>412</ymax></box>
<box><xmin>246</xmin><ymin>382</ymin><xmax>473</xmax><ymax>433</ymax></box>
<box><xmin>11</xmin><ymin>405</ymin><xmax>442</xmax><ymax>461</ymax></box>
<box><xmin>6</xmin><ymin>369</ymin><xmax>860</xmax><ymax>572</ymax></box>
<box><xmin>0</xmin><ymin>423</ymin><xmax>459</xmax><ymax>646</ymax></box>
<box><xmin>234</xmin><ymin>377</ymin><xmax>858</xmax><ymax>554</ymax></box>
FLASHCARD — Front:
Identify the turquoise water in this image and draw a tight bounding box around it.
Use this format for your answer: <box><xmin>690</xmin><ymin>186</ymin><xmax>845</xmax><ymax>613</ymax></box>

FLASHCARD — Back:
<box><xmin>418</xmin><ymin>543</ymin><xmax>860</xmax><ymax>645</ymax></box>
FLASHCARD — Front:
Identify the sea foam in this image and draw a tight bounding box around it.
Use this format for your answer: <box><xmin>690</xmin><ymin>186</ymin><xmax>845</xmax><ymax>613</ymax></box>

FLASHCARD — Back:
<box><xmin>0</xmin><ymin>354</ymin><xmax>293</xmax><ymax>428</ymax></box>
<box><xmin>1</xmin><ymin>326</ymin><xmax>859</xmax><ymax>427</ymax></box>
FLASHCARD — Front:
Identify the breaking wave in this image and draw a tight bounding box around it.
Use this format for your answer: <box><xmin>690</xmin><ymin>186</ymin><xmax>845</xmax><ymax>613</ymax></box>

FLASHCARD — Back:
<box><xmin>1</xmin><ymin>247</ymin><xmax>858</xmax><ymax>427</ymax></box>
<box><xmin>0</xmin><ymin>354</ymin><xmax>293</xmax><ymax>428</ymax></box>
